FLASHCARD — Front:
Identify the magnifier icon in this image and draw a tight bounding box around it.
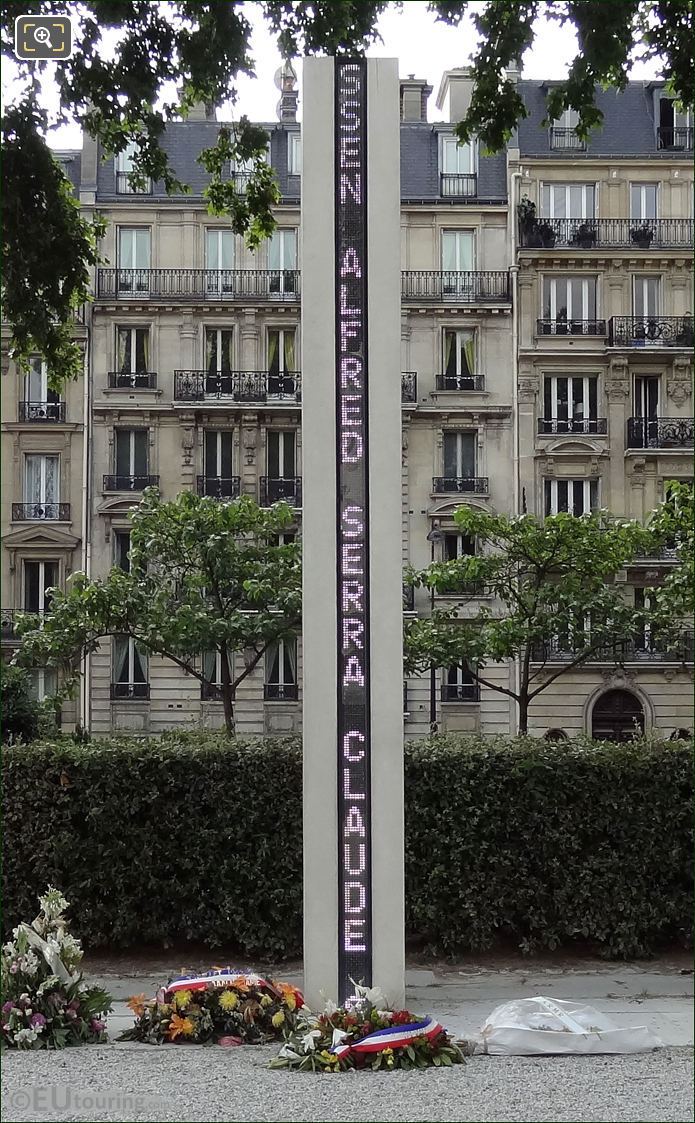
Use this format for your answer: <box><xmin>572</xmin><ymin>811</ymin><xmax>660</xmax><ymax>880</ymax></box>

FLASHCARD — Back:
<box><xmin>34</xmin><ymin>26</ymin><xmax>52</xmax><ymax>48</ymax></box>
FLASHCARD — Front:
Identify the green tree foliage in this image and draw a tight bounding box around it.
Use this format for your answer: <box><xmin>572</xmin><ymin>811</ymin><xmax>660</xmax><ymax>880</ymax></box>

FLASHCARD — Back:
<box><xmin>404</xmin><ymin>508</ymin><xmax>664</xmax><ymax>734</ymax></box>
<box><xmin>647</xmin><ymin>480</ymin><xmax>694</xmax><ymax>623</ymax></box>
<box><xmin>0</xmin><ymin>664</ymin><xmax>40</xmax><ymax>743</ymax></box>
<box><xmin>15</xmin><ymin>490</ymin><xmax>302</xmax><ymax>735</ymax></box>
<box><xmin>1</xmin><ymin>1</ymin><xmax>692</xmax><ymax>382</ymax></box>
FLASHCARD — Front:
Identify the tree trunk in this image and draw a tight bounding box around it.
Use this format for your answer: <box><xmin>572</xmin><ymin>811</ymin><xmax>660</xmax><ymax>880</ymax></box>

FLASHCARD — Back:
<box><xmin>220</xmin><ymin>646</ymin><xmax>235</xmax><ymax>737</ymax></box>
<box><xmin>518</xmin><ymin>689</ymin><xmax>529</xmax><ymax>735</ymax></box>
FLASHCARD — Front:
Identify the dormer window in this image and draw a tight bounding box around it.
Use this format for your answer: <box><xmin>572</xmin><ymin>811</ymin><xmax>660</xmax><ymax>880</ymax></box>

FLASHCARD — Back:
<box><xmin>287</xmin><ymin>132</ymin><xmax>301</xmax><ymax>176</ymax></box>
<box><xmin>657</xmin><ymin>98</ymin><xmax>692</xmax><ymax>150</ymax></box>
<box><xmin>439</xmin><ymin>134</ymin><xmax>477</xmax><ymax>198</ymax></box>
<box><xmin>231</xmin><ymin>148</ymin><xmax>268</xmax><ymax>193</ymax></box>
<box><xmin>116</xmin><ymin>142</ymin><xmax>151</xmax><ymax>194</ymax></box>
<box><xmin>549</xmin><ymin>109</ymin><xmax>586</xmax><ymax>151</ymax></box>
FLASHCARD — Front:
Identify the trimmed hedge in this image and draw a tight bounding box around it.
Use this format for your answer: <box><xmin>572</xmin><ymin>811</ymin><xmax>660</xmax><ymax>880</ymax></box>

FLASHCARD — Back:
<box><xmin>2</xmin><ymin>733</ymin><xmax>691</xmax><ymax>958</ymax></box>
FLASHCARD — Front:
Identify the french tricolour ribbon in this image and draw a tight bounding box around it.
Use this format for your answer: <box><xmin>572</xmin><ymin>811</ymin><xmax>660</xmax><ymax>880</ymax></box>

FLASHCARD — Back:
<box><xmin>166</xmin><ymin>970</ymin><xmax>271</xmax><ymax>995</ymax></box>
<box><xmin>331</xmin><ymin>1017</ymin><xmax>444</xmax><ymax>1058</ymax></box>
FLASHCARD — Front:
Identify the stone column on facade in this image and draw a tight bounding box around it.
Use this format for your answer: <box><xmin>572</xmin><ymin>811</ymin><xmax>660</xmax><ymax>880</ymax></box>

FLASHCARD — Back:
<box><xmin>240</xmin><ymin>312</ymin><xmax>259</xmax><ymax>371</ymax></box>
<box><xmin>517</xmin><ymin>369</ymin><xmax>538</xmax><ymax>514</ymax></box>
<box><xmin>606</xmin><ymin>358</ymin><xmax>629</xmax><ymax>517</ymax></box>
<box><xmin>241</xmin><ymin>413</ymin><xmax>259</xmax><ymax>501</ymax></box>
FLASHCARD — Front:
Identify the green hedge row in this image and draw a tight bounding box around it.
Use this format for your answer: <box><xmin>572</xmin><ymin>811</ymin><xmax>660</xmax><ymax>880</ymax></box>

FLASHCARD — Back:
<box><xmin>3</xmin><ymin>733</ymin><xmax>691</xmax><ymax>958</ymax></box>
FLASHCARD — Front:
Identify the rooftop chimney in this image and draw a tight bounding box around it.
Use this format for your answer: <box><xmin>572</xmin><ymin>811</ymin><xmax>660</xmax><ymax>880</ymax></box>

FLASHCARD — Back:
<box><xmin>187</xmin><ymin>101</ymin><xmax>216</xmax><ymax>121</ymax></box>
<box><xmin>276</xmin><ymin>60</ymin><xmax>298</xmax><ymax>123</ymax></box>
<box><xmin>399</xmin><ymin>76</ymin><xmax>432</xmax><ymax>122</ymax></box>
<box><xmin>436</xmin><ymin>68</ymin><xmax>474</xmax><ymax>123</ymax></box>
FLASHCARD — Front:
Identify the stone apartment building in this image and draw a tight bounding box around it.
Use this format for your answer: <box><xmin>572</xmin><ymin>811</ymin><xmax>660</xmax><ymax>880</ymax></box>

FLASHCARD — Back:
<box><xmin>1</xmin><ymin>67</ymin><xmax>692</xmax><ymax>739</ymax></box>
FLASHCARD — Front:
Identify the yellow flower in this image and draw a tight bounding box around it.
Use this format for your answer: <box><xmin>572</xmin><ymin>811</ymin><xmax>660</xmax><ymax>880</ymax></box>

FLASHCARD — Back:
<box><xmin>382</xmin><ymin>1048</ymin><xmax>393</xmax><ymax>1055</ymax></box>
<box><xmin>173</xmin><ymin>990</ymin><xmax>192</xmax><ymax>1010</ymax></box>
<box><xmin>168</xmin><ymin>1013</ymin><xmax>195</xmax><ymax>1041</ymax></box>
<box><xmin>319</xmin><ymin>1050</ymin><xmax>341</xmax><ymax>1068</ymax></box>
<box><xmin>260</xmin><ymin>994</ymin><xmax>272</xmax><ymax>1008</ymax></box>
<box><xmin>219</xmin><ymin>991</ymin><xmax>239</xmax><ymax>1012</ymax></box>
<box><xmin>271</xmin><ymin>1011</ymin><xmax>285</xmax><ymax>1029</ymax></box>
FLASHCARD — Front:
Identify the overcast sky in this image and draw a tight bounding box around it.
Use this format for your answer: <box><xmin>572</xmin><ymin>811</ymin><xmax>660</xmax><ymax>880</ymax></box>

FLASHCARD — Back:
<box><xmin>3</xmin><ymin>2</ymin><xmax>661</xmax><ymax>147</ymax></box>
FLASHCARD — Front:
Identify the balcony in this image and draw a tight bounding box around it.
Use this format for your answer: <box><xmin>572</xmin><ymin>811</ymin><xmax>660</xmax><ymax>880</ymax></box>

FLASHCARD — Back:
<box><xmin>12</xmin><ymin>503</ymin><xmax>70</xmax><ymax>521</ymax></box>
<box><xmin>537</xmin><ymin>319</ymin><xmax>606</xmax><ymax>337</ymax></box>
<box><xmin>97</xmin><ymin>269</ymin><xmax>300</xmax><ymax>301</ymax></box>
<box><xmin>538</xmin><ymin>418</ymin><xmax>607</xmax><ymax>435</ymax></box>
<box><xmin>440</xmin><ymin>173</ymin><xmax>477</xmax><ymax>198</ymax></box>
<box><xmin>432</xmin><ymin>477</ymin><xmax>489</xmax><ymax>494</ymax></box>
<box><xmin>259</xmin><ymin>476</ymin><xmax>302</xmax><ymax>507</ymax></box>
<box><xmin>115</xmin><ymin>171</ymin><xmax>152</xmax><ymax>194</ymax></box>
<box><xmin>107</xmin><ymin>371</ymin><xmax>158</xmax><ymax>389</ymax></box>
<box><xmin>110</xmin><ymin>683</ymin><xmax>150</xmax><ymax>700</ymax></box>
<box><xmin>435</xmin><ymin>374</ymin><xmax>485</xmax><ymax>392</ymax></box>
<box><xmin>520</xmin><ymin>218</ymin><xmax>694</xmax><ymax>250</ymax></box>
<box><xmin>626</xmin><ymin>417</ymin><xmax>694</xmax><ymax>450</ymax></box>
<box><xmin>549</xmin><ymin>128</ymin><xmax>586</xmax><ymax>151</ymax></box>
<box><xmin>609</xmin><ymin>316</ymin><xmax>694</xmax><ymax>348</ymax></box>
<box><xmin>1</xmin><ymin>609</ymin><xmax>19</xmax><ymax>641</ymax></box>
<box><xmin>18</xmin><ymin>401</ymin><xmax>65</xmax><ymax>422</ymax></box>
<box><xmin>201</xmin><ymin>682</ymin><xmax>223</xmax><ymax>701</ymax></box>
<box><xmin>401</xmin><ymin>372</ymin><xmax>417</xmax><ymax>403</ymax></box>
<box><xmin>174</xmin><ymin>370</ymin><xmax>301</xmax><ymax>404</ymax></box>
<box><xmin>441</xmin><ymin>683</ymin><xmax>480</xmax><ymax>702</ymax></box>
<box><xmin>657</xmin><ymin>126</ymin><xmax>693</xmax><ymax>151</ymax></box>
<box><xmin>103</xmin><ymin>475</ymin><xmax>159</xmax><ymax>492</ymax></box>
<box><xmin>197</xmin><ymin>476</ymin><xmax>241</xmax><ymax>499</ymax></box>
<box><xmin>531</xmin><ymin>633</ymin><xmax>694</xmax><ymax>664</ymax></box>
<box><xmin>401</xmin><ymin>271</ymin><xmax>511</xmax><ymax>304</ymax></box>
<box><xmin>264</xmin><ymin>683</ymin><xmax>298</xmax><ymax>701</ymax></box>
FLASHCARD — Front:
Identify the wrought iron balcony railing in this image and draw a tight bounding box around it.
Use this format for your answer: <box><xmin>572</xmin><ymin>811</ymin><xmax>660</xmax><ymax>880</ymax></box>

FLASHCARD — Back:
<box><xmin>435</xmin><ymin>374</ymin><xmax>485</xmax><ymax>392</ymax></box>
<box><xmin>174</xmin><ymin>370</ymin><xmax>301</xmax><ymax>403</ymax></box>
<box><xmin>12</xmin><ymin>503</ymin><xmax>70</xmax><ymax>521</ymax></box>
<box><xmin>440</xmin><ymin>173</ymin><xmax>478</xmax><ymax>198</ymax></box>
<box><xmin>259</xmin><ymin>476</ymin><xmax>302</xmax><ymax>507</ymax></box>
<box><xmin>537</xmin><ymin>319</ymin><xmax>606</xmax><ymax>337</ymax></box>
<box><xmin>115</xmin><ymin>171</ymin><xmax>152</xmax><ymax>194</ymax></box>
<box><xmin>520</xmin><ymin>218</ymin><xmax>694</xmax><ymax>250</ymax></box>
<box><xmin>432</xmin><ymin>477</ymin><xmax>489</xmax><ymax>494</ymax></box>
<box><xmin>197</xmin><ymin>476</ymin><xmax>242</xmax><ymax>499</ymax></box>
<box><xmin>18</xmin><ymin>401</ymin><xmax>65</xmax><ymax>422</ymax></box>
<box><xmin>201</xmin><ymin>682</ymin><xmax>223</xmax><ymax>701</ymax></box>
<box><xmin>107</xmin><ymin>371</ymin><xmax>158</xmax><ymax>389</ymax></box>
<box><xmin>264</xmin><ymin>683</ymin><xmax>299</xmax><ymax>701</ymax></box>
<box><xmin>97</xmin><ymin>269</ymin><xmax>300</xmax><ymax>301</ymax></box>
<box><xmin>531</xmin><ymin>632</ymin><xmax>694</xmax><ymax>664</ymax></box>
<box><xmin>401</xmin><ymin>372</ymin><xmax>417</xmax><ymax>403</ymax></box>
<box><xmin>441</xmin><ymin>683</ymin><xmax>480</xmax><ymax>702</ymax></box>
<box><xmin>626</xmin><ymin>416</ymin><xmax>694</xmax><ymax>450</ymax></box>
<box><xmin>103</xmin><ymin>475</ymin><xmax>159</xmax><ymax>492</ymax></box>
<box><xmin>609</xmin><ymin>316</ymin><xmax>694</xmax><ymax>348</ymax></box>
<box><xmin>657</xmin><ymin>126</ymin><xmax>693</xmax><ymax>150</ymax></box>
<box><xmin>110</xmin><ymin>683</ymin><xmax>150</xmax><ymax>700</ymax></box>
<box><xmin>1</xmin><ymin>609</ymin><xmax>19</xmax><ymax>639</ymax></box>
<box><xmin>538</xmin><ymin>418</ymin><xmax>608</xmax><ymax>435</ymax></box>
<box><xmin>401</xmin><ymin>270</ymin><xmax>511</xmax><ymax>303</ymax></box>
<box><xmin>549</xmin><ymin>127</ymin><xmax>586</xmax><ymax>150</ymax></box>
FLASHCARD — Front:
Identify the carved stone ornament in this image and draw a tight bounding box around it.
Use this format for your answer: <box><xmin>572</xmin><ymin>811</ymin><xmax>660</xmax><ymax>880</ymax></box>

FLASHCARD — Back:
<box><xmin>606</xmin><ymin>380</ymin><xmax>629</xmax><ymax>401</ymax></box>
<box><xmin>667</xmin><ymin>374</ymin><xmax>692</xmax><ymax>407</ymax></box>
<box><xmin>181</xmin><ymin>426</ymin><xmax>194</xmax><ymax>465</ymax></box>
<box><xmin>517</xmin><ymin>378</ymin><xmax>538</xmax><ymax>402</ymax></box>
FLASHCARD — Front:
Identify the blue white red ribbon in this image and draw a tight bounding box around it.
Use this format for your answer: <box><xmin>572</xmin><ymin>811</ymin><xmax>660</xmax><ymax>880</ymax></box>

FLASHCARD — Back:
<box><xmin>330</xmin><ymin>1017</ymin><xmax>444</xmax><ymax>1058</ymax></box>
<box><xmin>166</xmin><ymin>970</ymin><xmax>271</xmax><ymax>996</ymax></box>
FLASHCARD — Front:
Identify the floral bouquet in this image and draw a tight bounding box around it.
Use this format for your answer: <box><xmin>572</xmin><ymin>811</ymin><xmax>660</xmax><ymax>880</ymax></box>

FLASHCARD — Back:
<box><xmin>270</xmin><ymin>983</ymin><xmax>465</xmax><ymax>1072</ymax></box>
<box><xmin>1</xmin><ymin>887</ymin><xmax>112</xmax><ymax>1049</ymax></box>
<box><xmin>120</xmin><ymin>969</ymin><xmax>305</xmax><ymax>1046</ymax></box>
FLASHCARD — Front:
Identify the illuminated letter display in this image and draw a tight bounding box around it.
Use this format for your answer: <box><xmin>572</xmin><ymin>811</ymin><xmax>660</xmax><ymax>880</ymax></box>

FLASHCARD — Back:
<box><xmin>335</xmin><ymin>59</ymin><xmax>371</xmax><ymax>996</ymax></box>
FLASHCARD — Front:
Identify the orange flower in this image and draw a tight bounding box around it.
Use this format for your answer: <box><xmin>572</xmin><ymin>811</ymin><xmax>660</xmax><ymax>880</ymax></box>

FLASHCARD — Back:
<box><xmin>230</xmin><ymin>976</ymin><xmax>250</xmax><ymax>992</ymax></box>
<box><xmin>276</xmin><ymin>982</ymin><xmax>303</xmax><ymax>1010</ymax></box>
<box><xmin>168</xmin><ymin>1013</ymin><xmax>195</xmax><ymax>1041</ymax></box>
<box><xmin>127</xmin><ymin>994</ymin><xmax>148</xmax><ymax>1017</ymax></box>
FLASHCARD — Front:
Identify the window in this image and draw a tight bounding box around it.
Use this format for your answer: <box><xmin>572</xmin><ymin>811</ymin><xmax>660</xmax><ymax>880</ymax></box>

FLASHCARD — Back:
<box><xmin>114</xmin><ymin>531</ymin><xmax>131</xmax><ymax>573</ymax></box>
<box><xmin>115</xmin><ymin>141</ymin><xmax>150</xmax><ymax>194</ymax></box>
<box><xmin>115</xmin><ymin>327</ymin><xmax>150</xmax><ymax>386</ymax></box>
<box><xmin>550</xmin><ymin>109</ymin><xmax>585</xmax><ymax>150</ymax></box>
<box><xmin>657</xmin><ymin>99</ymin><xmax>692</xmax><ymax>150</ymax></box>
<box><xmin>24</xmin><ymin>454</ymin><xmax>59</xmax><ymax>518</ymax></box>
<box><xmin>630</xmin><ymin>184</ymin><xmax>658</xmax><ymax>221</ymax></box>
<box><xmin>117</xmin><ymin>228</ymin><xmax>150</xmax><ymax>293</ymax></box>
<box><xmin>28</xmin><ymin>668</ymin><xmax>57</xmax><ymax>701</ymax></box>
<box><xmin>202</xmin><ymin>650</ymin><xmax>230</xmax><ymax>700</ymax></box>
<box><xmin>265</xmin><ymin>638</ymin><xmax>297</xmax><ymax>700</ymax></box>
<box><xmin>267</xmin><ymin>430</ymin><xmax>296</xmax><ymax>478</ymax></box>
<box><xmin>287</xmin><ymin>132</ymin><xmax>301</xmax><ymax>175</ymax></box>
<box><xmin>114</xmin><ymin>430</ymin><xmax>148</xmax><ymax>485</ymax></box>
<box><xmin>540</xmin><ymin>183</ymin><xmax>596</xmax><ymax>219</ymax></box>
<box><xmin>443</xmin><ymin>532</ymin><xmax>475</xmax><ymax>561</ymax></box>
<box><xmin>633</xmin><ymin>588</ymin><xmax>657</xmax><ymax>653</ymax></box>
<box><xmin>205</xmin><ymin>328</ymin><xmax>234</xmax><ymax>393</ymax></box>
<box><xmin>632</xmin><ymin>275</ymin><xmax>660</xmax><ymax>319</ymax></box>
<box><xmin>442</xmin><ymin>665</ymin><xmax>478</xmax><ymax>702</ymax></box>
<box><xmin>268</xmin><ymin>229</ymin><xmax>297</xmax><ymax>294</ymax></box>
<box><xmin>24</xmin><ymin>560</ymin><xmax>58</xmax><ymax>615</ymax></box>
<box><xmin>440</xmin><ymin>135</ymin><xmax>476</xmax><ymax>196</ymax></box>
<box><xmin>202</xmin><ymin>431</ymin><xmax>234</xmax><ymax>496</ymax></box>
<box><xmin>544</xmin><ymin>478</ymin><xmax>599</xmax><ymax>516</ymax></box>
<box><xmin>23</xmin><ymin>357</ymin><xmax>61</xmax><ymax>420</ymax></box>
<box><xmin>267</xmin><ymin>328</ymin><xmax>297</xmax><ymax>395</ymax></box>
<box><xmin>441</xmin><ymin>230</ymin><xmax>474</xmax><ymax>272</ymax></box>
<box><xmin>112</xmin><ymin>636</ymin><xmax>148</xmax><ymax>699</ymax></box>
<box><xmin>443</xmin><ymin>432</ymin><xmax>476</xmax><ymax>480</ymax></box>
<box><xmin>232</xmin><ymin>149</ymin><xmax>267</xmax><ymax>192</ymax></box>
<box><xmin>442</xmin><ymin>330</ymin><xmax>477</xmax><ymax>389</ymax></box>
<box><xmin>542</xmin><ymin>275</ymin><xmax>597</xmax><ymax>331</ymax></box>
<box><xmin>634</xmin><ymin>375</ymin><xmax>659</xmax><ymax>419</ymax></box>
<box><xmin>205</xmin><ymin>229</ymin><xmax>235</xmax><ymax>296</ymax></box>
<box><xmin>542</xmin><ymin>375</ymin><xmax>599</xmax><ymax>433</ymax></box>
<box><xmin>591</xmin><ymin>689</ymin><xmax>644</xmax><ymax>741</ymax></box>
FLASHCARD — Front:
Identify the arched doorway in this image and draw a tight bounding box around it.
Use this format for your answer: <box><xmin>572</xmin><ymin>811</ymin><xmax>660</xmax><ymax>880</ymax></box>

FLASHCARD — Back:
<box><xmin>591</xmin><ymin>689</ymin><xmax>645</xmax><ymax>741</ymax></box>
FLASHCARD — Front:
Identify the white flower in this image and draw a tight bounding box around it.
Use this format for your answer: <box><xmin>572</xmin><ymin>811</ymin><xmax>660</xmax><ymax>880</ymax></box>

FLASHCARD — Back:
<box><xmin>278</xmin><ymin>1043</ymin><xmax>301</xmax><ymax>1060</ymax></box>
<box><xmin>36</xmin><ymin>975</ymin><xmax>61</xmax><ymax>996</ymax></box>
<box><xmin>323</xmin><ymin>998</ymin><xmax>338</xmax><ymax>1016</ymax></box>
<box><xmin>331</xmin><ymin>1028</ymin><xmax>349</xmax><ymax>1048</ymax></box>
<box><xmin>301</xmin><ymin>1029</ymin><xmax>322</xmax><ymax>1053</ymax></box>
<box><xmin>19</xmin><ymin>951</ymin><xmax>39</xmax><ymax>976</ymax></box>
<box><xmin>354</xmin><ymin>983</ymin><xmax>386</xmax><ymax>1008</ymax></box>
<box><xmin>13</xmin><ymin>1028</ymin><xmax>38</xmax><ymax>1045</ymax></box>
<box><xmin>38</xmin><ymin>887</ymin><xmax>69</xmax><ymax>921</ymax></box>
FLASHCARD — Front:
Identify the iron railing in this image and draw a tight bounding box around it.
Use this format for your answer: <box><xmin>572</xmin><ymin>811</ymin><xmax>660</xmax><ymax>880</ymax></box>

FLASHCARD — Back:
<box><xmin>259</xmin><ymin>476</ymin><xmax>302</xmax><ymax>507</ymax></box>
<box><xmin>110</xmin><ymin>683</ymin><xmax>150</xmax><ymax>699</ymax></box>
<box><xmin>174</xmin><ymin>370</ymin><xmax>301</xmax><ymax>403</ymax></box>
<box><xmin>441</xmin><ymin>683</ymin><xmax>480</xmax><ymax>702</ymax></box>
<box><xmin>1</xmin><ymin>609</ymin><xmax>19</xmax><ymax>639</ymax></box>
<box><xmin>537</xmin><ymin>319</ymin><xmax>606</xmax><ymax>337</ymax></box>
<box><xmin>609</xmin><ymin>316</ymin><xmax>694</xmax><ymax>347</ymax></box>
<box><xmin>401</xmin><ymin>270</ymin><xmax>511</xmax><ymax>303</ymax></box>
<box><xmin>626</xmin><ymin>416</ymin><xmax>694</xmax><ymax>450</ymax></box>
<box><xmin>520</xmin><ymin>218</ymin><xmax>694</xmax><ymax>250</ymax></box>
<box><xmin>264</xmin><ymin>683</ymin><xmax>299</xmax><ymax>701</ymax></box>
<box><xmin>432</xmin><ymin>477</ymin><xmax>489</xmax><ymax>494</ymax></box>
<box><xmin>18</xmin><ymin>401</ymin><xmax>65</xmax><ymax>422</ymax></box>
<box><xmin>197</xmin><ymin>476</ymin><xmax>242</xmax><ymax>499</ymax></box>
<box><xmin>538</xmin><ymin>418</ymin><xmax>608</xmax><ymax>435</ymax></box>
<box><xmin>115</xmin><ymin>171</ymin><xmax>152</xmax><ymax>194</ymax></box>
<box><xmin>401</xmin><ymin>372</ymin><xmax>417</xmax><ymax>403</ymax></box>
<box><xmin>403</xmin><ymin>584</ymin><xmax>415</xmax><ymax>612</ymax></box>
<box><xmin>435</xmin><ymin>374</ymin><xmax>485</xmax><ymax>392</ymax></box>
<box><xmin>107</xmin><ymin>371</ymin><xmax>158</xmax><ymax>389</ymax></box>
<box><xmin>201</xmin><ymin>682</ymin><xmax>223</xmax><ymax>701</ymax></box>
<box><xmin>12</xmin><ymin>503</ymin><xmax>70</xmax><ymax>521</ymax></box>
<box><xmin>103</xmin><ymin>475</ymin><xmax>159</xmax><ymax>491</ymax></box>
<box><xmin>657</xmin><ymin>126</ymin><xmax>693</xmax><ymax>150</ymax></box>
<box><xmin>440</xmin><ymin>173</ymin><xmax>478</xmax><ymax>198</ymax></box>
<box><xmin>531</xmin><ymin>633</ymin><xmax>694</xmax><ymax>664</ymax></box>
<box><xmin>549</xmin><ymin>127</ymin><xmax>586</xmax><ymax>150</ymax></box>
<box><xmin>97</xmin><ymin>269</ymin><xmax>301</xmax><ymax>301</ymax></box>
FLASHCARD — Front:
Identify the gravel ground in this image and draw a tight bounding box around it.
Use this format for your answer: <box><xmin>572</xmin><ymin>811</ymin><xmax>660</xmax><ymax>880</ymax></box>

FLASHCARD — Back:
<box><xmin>2</xmin><ymin>1044</ymin><xmax>692</xmax><ymax>1123</ymax></box>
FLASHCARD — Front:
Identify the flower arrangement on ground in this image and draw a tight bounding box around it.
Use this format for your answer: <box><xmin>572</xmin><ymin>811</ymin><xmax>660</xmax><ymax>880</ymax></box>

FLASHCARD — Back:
<box><xmin>270</xmin><ymin>983</ymin><xmax>465</xmax><ymax>1072</ymax></box>
<box><xmin>120</xmin><ymin>969</ymin><xmax>305</xmax><ymax>1046</ymax></box>
<box><xmin>1</xmin><ymin>887</ymin><xmax>111</xmax><ymax>1050</ymax></box>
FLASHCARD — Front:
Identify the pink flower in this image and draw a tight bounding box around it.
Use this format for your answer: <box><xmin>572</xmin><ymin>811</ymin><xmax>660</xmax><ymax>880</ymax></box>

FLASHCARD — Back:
<box><xmin>1</xmin><ymin>1002</ymin><xmax>14</xmax><ymax>1015</ymax></box>
<box><xmin>30</xmin><ymin>1014</ymin><xmax>47</xmax><ymax>1028</ymax></box>
<box><xmin>90</xmin><ymin>1019</ymin><xmax>106</xmax><ymax>1034</ymax></box>
<box><xmin>68</xmin><ymin>999</ymin><xmax>80</xmax><ymax>1012</ymax></box>
<box><xmin>217</xmin><ymin>1035</ymin><xmax>243</xmax><ymax>1047</ymax></box>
